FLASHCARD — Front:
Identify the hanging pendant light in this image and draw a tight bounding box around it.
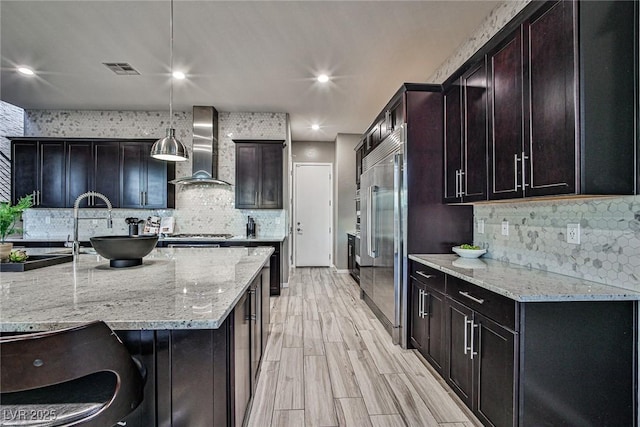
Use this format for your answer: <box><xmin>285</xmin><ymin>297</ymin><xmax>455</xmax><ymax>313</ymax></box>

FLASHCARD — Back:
<box><xmin>151</xmin><ymin>0</ymin><xmax>189</xmax><ymax>162</ymax></box>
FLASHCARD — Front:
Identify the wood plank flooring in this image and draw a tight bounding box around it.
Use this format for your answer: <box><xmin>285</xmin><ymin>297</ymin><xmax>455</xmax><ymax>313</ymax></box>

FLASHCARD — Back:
<box><xmin>247</xmin><ymin>267</ymin><xmax>480</xmax><ymax>427</ymax></box>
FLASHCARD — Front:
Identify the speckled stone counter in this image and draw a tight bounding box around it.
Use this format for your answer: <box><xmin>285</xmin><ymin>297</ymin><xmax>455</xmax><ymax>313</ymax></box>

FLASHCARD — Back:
<box><xmin>409</xmin><ymin>254</ymin><xmax>640</xmax><ymax>302</ymax></box>
<box><xmin>159</xmin><ymin>234</ymin><xmax>286</xmax><ymax>243</ymax></box>
<box><xmin>0</xmin><ymin>247</ymin><xmax>273</xmax><ymax>332</ymax></box>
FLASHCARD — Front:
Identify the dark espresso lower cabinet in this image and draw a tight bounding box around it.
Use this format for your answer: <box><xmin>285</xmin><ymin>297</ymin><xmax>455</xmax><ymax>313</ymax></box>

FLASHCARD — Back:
<box><xmin>117</xmin><ymin>267</ymin><xmax>270</xmax><ymax>427</ymax></box>
<box><xmin>409</xmin><ymin>260</ymin><xmax>636</xmax><ymax>427</ymax></box>
<box><xmin>410</xmin><ymin>267</ymin><xmax>446</xmax><ymax>374</ymax></box>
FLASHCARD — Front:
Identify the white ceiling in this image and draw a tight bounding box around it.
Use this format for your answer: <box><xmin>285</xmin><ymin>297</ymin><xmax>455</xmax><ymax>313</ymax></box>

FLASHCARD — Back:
<box><xmin>0</xmin><ymin>0</ymin><xmax>499</xmax><ymax>142</ymax></box>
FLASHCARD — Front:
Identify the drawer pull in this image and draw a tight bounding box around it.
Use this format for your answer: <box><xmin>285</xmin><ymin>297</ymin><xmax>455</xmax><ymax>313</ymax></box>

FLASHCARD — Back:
<box><xmin>416</xmin><ymin>271</ymin><xmax>435</xmax><ymax>280</ymax></box>
<box><xmin>459</xmin><ymin>291</ymin><xmax>485</xmax><ymax>304</ymax></box>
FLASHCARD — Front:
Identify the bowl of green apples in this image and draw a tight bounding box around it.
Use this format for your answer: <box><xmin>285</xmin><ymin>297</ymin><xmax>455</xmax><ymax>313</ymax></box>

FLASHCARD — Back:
<box><xmin>452</xmin><ymin>244</ymin><xmax>487</xmax><ymax>259</ymax></box>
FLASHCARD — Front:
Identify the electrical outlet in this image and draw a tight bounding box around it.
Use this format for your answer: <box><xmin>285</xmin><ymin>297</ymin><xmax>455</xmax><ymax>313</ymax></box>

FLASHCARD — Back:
<box><xmin>92</xmin><ymin>219</ymin><xmax>98</xmax><ymax>225</ymax></box>
<box><xmin>477</xmin><ymin>219</ymin><xmax>485</xmax><ymax>234</ymax></box>
<box><xmin>567</xmin><ymin>223</ymin><xmax>580</xmax><ymax>244</ymax></box>
<box><xmin>45</xmin><ymin>216</ymin><xmax>50</xmax><ymax>224</ymax></box>
<box><xmin>501</xmin><ymin>220</ymin><xmax>509</xmax><ymax>236</ymax></box>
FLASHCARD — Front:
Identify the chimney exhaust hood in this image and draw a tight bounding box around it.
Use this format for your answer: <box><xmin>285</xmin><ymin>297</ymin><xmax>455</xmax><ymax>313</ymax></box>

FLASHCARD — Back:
<box><xmin>170</xmin><ymin>106</ymin><xmax>231</xmax><ymax>186</ymax></box>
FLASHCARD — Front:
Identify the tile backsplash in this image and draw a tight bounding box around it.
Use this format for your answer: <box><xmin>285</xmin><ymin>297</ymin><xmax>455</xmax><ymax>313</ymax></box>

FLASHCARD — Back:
<box><xmin>0</xmin><ymin>101</ymin><xmax>24</xmax><ymax>202</ymax></box>
<box><xmin>21</xmin><ymin>109</ymin><xmax>288</xmax><ymax>239</ymax></box>
<box><xmin>474</xmin><ymin>196</ymin><xmax>640</xmax><ymax>291</ymax></box>
<box><xmin>427</xmin><ymin>0</ymin><xmax>531</xmax><ymax>84</ymax></box>
<box><xmin>430</xmin><ymin>0</ymin><xmax>640</xmax><ymax>292</ymax></box>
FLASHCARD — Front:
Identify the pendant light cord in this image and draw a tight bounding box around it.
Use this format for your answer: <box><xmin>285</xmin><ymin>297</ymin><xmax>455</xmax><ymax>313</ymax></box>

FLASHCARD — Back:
<box><xmin>169</xmin><ymin>0</ymin><xmax>174</xmax><ymax>129</ymax></box>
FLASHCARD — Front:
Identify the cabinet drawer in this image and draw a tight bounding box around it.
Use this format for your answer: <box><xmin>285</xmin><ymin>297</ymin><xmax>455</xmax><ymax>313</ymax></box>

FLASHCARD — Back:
<box><xmin>447</xmin><ymin>275</ymin><xmax>517</xmax><ymax>330</ymax></box>
<box><xmin>410</xmin><ymin>263</ymin><xmax>445</xmax><ymax>294</ymax></box>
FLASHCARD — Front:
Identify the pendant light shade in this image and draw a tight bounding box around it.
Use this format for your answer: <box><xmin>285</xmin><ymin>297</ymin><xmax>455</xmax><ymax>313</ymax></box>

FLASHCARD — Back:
<box><xmin>151</xmin><ymin>128</ymin><xmax>188</xmax><ymax>161</ymax></box>
<box><xmin>151</xmin><ymin>0</ymin><xmax>188</xmax><ymax>162</ymax></box>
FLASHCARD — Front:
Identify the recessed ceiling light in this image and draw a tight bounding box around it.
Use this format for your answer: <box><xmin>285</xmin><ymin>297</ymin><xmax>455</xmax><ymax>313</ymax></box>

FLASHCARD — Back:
<box><xmin>17</xmin><ymin>67</ymin><xmax>35</xmax><ymax>76</ymax></box>
<box><xmin>172</xmin><ymin>71</ymin><xmax>186</xmax><ymax>80</ymax></box>
<box><xmin>311</xmin><ymin>124</ymin><xmax>320</xmax><ymax>131</ymax></box>
<box><xmin>317</xmin><ymin>74</ymin><xmax>329</xmax><ymax>83</ymax></box>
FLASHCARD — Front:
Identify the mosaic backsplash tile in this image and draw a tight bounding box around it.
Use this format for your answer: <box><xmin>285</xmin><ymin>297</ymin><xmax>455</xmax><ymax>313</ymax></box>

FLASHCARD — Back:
<box><xmin>21</xmin><ymin>109</ymin><xmax>288</xmax><ymax>239</ymax></box>
<box><xmin>0</xmin><ymin>101</ymin><xmax>24</xmax><ymax>202</ymax></box>
<box><xmin>428</xmin><ymin>0</ymin><xmax>531</xmax><ymax>84</ymax></box>
<box><xmin>428</xmin><ymin>0</ymin><xmax>640</xmax><ymax>292</ymax></box>
<box><xmin>474</xmin><ymin>196</ymin><xmax>640</xmax><ymax>291</ymax></box>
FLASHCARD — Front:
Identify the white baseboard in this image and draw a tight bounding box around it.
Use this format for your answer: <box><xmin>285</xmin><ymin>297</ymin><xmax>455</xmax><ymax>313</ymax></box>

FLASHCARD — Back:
<box><xmin>335</xmin><ymin>269</ymin><xmax>349</xmax><ymax>274</ymax></box>
<box><xmin>281</xmin><ymin>282</ymin><xmax>289</xmax><ymax>288</ymax></box>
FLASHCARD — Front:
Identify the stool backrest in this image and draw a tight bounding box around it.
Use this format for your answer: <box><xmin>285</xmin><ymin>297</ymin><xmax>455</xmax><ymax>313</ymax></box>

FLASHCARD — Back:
<box><xmin>1</xmin><ymin>321</ymin><xmax>144</xmax><ymax>426</ymax></box>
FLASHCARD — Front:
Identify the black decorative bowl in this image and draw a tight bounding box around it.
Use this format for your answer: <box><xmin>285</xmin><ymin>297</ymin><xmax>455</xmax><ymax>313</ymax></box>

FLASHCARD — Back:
<box><xmin>90</xmin><ymin>235</ymin><xmax>159</xmax><ymax>268</ymax></box>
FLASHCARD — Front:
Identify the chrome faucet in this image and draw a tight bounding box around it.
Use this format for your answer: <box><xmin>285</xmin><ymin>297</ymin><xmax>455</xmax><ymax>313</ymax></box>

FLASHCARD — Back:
<box><xmin>73</xmin><ymin>191</ymin><xmax>113</xmax><ymax>256</ymax></box>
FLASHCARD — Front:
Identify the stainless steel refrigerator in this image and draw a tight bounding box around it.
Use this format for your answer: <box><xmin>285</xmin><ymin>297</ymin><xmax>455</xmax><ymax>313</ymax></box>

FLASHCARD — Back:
<box><xmin>360</xmin><ymin>126</ymin><xmax>406</xmax><ymax>345</ymax></box>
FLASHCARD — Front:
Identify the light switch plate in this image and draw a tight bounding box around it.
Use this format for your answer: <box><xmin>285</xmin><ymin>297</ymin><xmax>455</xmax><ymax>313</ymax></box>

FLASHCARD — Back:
<box><xmin>477</xmin><ymin>219</ymin><xmax>485</xmax><ymax>234</ymax></box>
<box><xmin>567</xmin><ymin>223</ymin><xmax>580</xmax><ymax>244</ymax></box>
<box><xmin>501</xmin><ymin>221</ymin><xmax>509</xmax><ymax>236</ymax></box>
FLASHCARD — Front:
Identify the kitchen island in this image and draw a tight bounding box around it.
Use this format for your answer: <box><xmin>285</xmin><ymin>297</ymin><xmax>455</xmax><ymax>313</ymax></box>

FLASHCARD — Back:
<box><xmin>1</xmin><ymin>247</ymin><xmax>274</xmax><ymax>426</ymax></box>
<box><xmin>408</xmin><ymin>254</ymin><xmax>640</xmax><ymax>427</ymax></box>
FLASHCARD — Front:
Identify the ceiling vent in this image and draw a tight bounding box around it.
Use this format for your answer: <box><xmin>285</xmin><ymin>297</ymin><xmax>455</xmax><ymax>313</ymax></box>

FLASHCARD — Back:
<box><xmin>103</xmin><ymin>62</ymin><xmax>140</xmax><ymax>75</ymax></box>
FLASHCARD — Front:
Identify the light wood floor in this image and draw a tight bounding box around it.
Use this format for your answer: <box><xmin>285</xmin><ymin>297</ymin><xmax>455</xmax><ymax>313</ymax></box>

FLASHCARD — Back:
<box><xmin>247</xmin><ymin>268</ymin><xmax>481</xmax><ymax>427</ymax></box>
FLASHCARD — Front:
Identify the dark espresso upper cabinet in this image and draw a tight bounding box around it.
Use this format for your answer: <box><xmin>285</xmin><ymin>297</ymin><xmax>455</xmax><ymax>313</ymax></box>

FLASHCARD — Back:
<box><xmin>577</xmin><ymin>0</ymin><xmax>637</xmax><ymax>195</ymax></box>
<box><xmin>488</xmin><ymin>29</ymin><xmax>524</xmax><ymax>200</ymax></box>
<box><xmin>524</xmin><ymin>0</ymin><xmax>576</xmax><ymax>197</ymax></box>
<box><xmin>12</xmin><ymin>140</ymin><xmax>66</xmax><ymax>207</ymax></box>
<box><xmin>67</xmin><ymin>141</ymin><xmax>120</xmax><ymax>208</ymax></box>
<box><xmin>234</xmin><ymin>140</ymin><xmax>283</xmax><ymax>209</ymax></box>
<box><xmin>93</xmin><ymin>142</ymin><xmax>121</xmax><ymax>208</ymax></box>
<box><xmin>120</xmin><ymin>141</ymin><xmax>171</xmax><ymax>209</ymax></box>
<box><xmin>444</xmin><ymin>60</ymin><xmax>488</xmax><ymax>203</ymax></box>
<box><xmin>11</xmin><ymin>138</ymin><xmax>173</xmax><ymax>209</ymax></box>
<box><xmin>482</xmin><ymin>0</ymin><xmax>638</xmax><ymax>200</ymax></box>
<box><xmin>444</xmin><ymin>84</ymin><xmax>463</xmax><ymax>202</ymax></box>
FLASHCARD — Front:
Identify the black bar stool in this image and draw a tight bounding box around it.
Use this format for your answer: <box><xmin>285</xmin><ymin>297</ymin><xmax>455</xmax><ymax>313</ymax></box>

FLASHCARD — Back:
<box><xmin>1</xmin><ymin>321</ymin><xmax>144</xmax><ymax>426</ymax></box>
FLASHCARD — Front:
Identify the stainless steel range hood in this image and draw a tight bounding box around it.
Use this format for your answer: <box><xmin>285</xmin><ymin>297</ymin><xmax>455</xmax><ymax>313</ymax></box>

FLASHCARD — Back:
<box><xmin>170</xmin><ymin>106</ymin><xmax>231</xmax><ymax>186</ymax></box>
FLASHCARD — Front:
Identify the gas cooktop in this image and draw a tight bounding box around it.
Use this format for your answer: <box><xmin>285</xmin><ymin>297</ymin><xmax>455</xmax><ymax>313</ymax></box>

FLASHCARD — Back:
<box><xmin>167</xmin><ymin>233</ymin><xmax>235</xmax><ymax>239</ymax></box>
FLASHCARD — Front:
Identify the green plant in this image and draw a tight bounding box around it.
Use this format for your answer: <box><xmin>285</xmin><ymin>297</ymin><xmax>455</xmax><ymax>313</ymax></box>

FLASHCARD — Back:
<box><xmin>0</xmin><ymin>195</ymin><xmax>33</xmax><ymax>243</ymax></box>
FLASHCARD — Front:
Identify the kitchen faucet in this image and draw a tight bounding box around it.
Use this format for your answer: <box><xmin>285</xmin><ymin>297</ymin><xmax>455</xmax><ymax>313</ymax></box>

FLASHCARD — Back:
<box><xmin>72</xmin><ymin>191</ymin><xmax>113</xmax><ymax>256</ymax></box>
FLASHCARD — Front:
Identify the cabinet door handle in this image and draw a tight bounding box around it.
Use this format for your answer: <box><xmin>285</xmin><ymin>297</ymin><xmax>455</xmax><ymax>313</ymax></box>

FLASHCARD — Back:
<box><xmin>422</xmin><ymin>292</ymin><xmax>429</xmax><ymax>318</ymax></box>
<box><xmin>470</xmin><ymin>320</ymin><xmax>478</xmax><ymax>360</ymax></box>
<box><xmin>454</xmin><ymin>170</ymin><xmax>460</xmax><ymax>197</ymax></box>
<box><xmin>521</xmin><ymin>151</ymin><xmax>529</xmax><ymax>189</ymax></box>
<box><xmin>32</xmin><ymin>191</ymin><xmax>37</xmax><ymax>206</ymax></box>
<box><xmin>514</xmin><ymin>154</ymin><xmax>521</xmax><ymax>189</ymax></box>
<box><xmin>463</xmin><ymin>315</ymin><xmax>470</xmax><ymax>355</ymax></box>
<box><xmin>416</xmin><ymin>271</ymin><xmax>435</xmax><ymax>281</ymax></box>
<box><xmin>459</xmin><ymin>170</ymin><xmax>465</xmax><ymax>197</ymax></box>
<box><xmin>459</xmin><ymin>291</ymin><xmax>485</xmax><ymax>304</ymax></box>
<box><xmin>418</xmin><ymin>289</ymin><xmax>424</xmax><ymax>318</ymax></box>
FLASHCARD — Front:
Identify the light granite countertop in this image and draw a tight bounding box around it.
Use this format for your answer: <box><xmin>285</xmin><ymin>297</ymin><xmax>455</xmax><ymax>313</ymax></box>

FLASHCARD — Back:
<box><xmin>409</xmin><ymin>254</ymin><xmax>640</xmax><ymax>302</ymax></box>
<box><xmin>162</xmin><ymin>234</ymin><xmax>286</xmax><ymax>243</ymax></box>
<box><xmin>8</xmin><ymin>234</ymin><xmax>287</xmax><ymax>244</ymax></box>
<box><xmin>0</xmin><ymin>247</ymin><xmax>273</xmax><ymax>332</ymax></box>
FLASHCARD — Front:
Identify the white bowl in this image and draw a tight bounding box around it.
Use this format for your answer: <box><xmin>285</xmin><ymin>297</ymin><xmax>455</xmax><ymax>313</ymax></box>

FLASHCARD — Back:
<box><xmin>452</xmin><ymin>246</ymin><xmax>487</xmax><ymax>259</ymax></box>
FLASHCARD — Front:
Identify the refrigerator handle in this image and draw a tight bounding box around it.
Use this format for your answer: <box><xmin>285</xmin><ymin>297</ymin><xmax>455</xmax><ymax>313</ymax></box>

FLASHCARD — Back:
<box><xmin>367</xmin><ymin>185</ymin><xmax>378</xmax><ymax>258</ymax></box>
<box><xmin>393</xmin><ymin>152</ymin><xmax>403</xmax><ymax>334</ymax></box>
<box><xmin>367</xmin><ymin>185</ymin><xmax>373</xmax><ymax>257</ymax></box>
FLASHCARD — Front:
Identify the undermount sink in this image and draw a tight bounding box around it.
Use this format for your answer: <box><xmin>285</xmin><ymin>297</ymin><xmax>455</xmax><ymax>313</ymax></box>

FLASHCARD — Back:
<box><xmin>90</xmin><ymin>235</ymin><xmax>159</xmax><ymax>268</ymax></box>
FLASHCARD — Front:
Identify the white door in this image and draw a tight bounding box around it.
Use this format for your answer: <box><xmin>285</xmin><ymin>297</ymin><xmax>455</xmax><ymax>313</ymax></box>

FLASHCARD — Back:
<box><xmin>294</xmin><ymin>163</ymin><xmax>332</xmax><ymax>267</ymax></box>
